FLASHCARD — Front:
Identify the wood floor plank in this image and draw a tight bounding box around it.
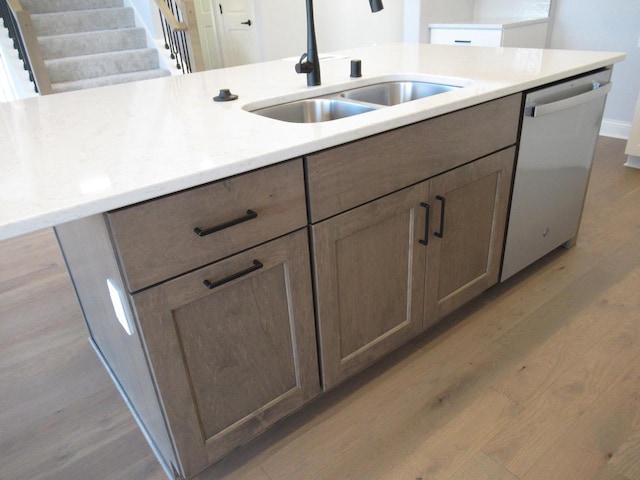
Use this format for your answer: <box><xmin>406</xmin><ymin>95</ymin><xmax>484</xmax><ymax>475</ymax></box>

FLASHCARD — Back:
<box><xmin>255</xmin><ymin>344</ymin><xmax>520</xmax><ymax>480</ymax></box>
<box><xmin>492</xmin><ymin>245</ymin><xmax>640</xmax><ymax>407</ymax></box>
<box><xmin>594</xmin><ymin>465</ymin><xmax>633</xmax><ymax>480</ymax></box>
<box><xmin>447</xmin><ymin>451</ymin><xmax>521</xmax><ymax>480</ymax></box>
<box><xmin>0</xmin><ymin>228</ymin><xmax>159</xmax><ymax>480</ymax></box>
<box><xmin>374</xmin><ymin>389</ymin><xmax>521</xmax><ymax>480</ymax></box>
<box><xmin>482</xmin><ymin>301</ymin><xmax>640</xmax><ymax>476</ymax></box>
<box><xmin>605</xmin><ymin>428</ymin><xmax>640</xmax><ymax>479</ymax></box>
<box><xmin>0</xmin><ymin>229</ymin><xmax>66</xmax><ymax>284</ymax></box>
<box><xmin>522</xmin><ymin>355</ymin><xmax>640</xmax><ymax>480</ymax></box>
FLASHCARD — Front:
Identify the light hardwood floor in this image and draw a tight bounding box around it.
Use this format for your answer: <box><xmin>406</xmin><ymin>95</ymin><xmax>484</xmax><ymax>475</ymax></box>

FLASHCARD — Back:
<box><xmin>1</xmin><ymin>137</ymin><xmax>639</xmax><ymax>480</ymax></box>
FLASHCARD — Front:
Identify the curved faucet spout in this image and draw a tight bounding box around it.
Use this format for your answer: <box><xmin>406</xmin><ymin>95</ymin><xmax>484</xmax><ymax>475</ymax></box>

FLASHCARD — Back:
<box><xmin>296</xmin><ymin>0</ymin><xmax>384</xmax><ymax>87</ymax></box>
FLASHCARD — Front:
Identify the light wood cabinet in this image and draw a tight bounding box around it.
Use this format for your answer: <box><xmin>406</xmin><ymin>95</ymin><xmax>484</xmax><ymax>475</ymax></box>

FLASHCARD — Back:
<box><xmin>425</xmin><ymin>148</ymin><xmax>515</xmax><ymax>324</ymax></box>
<box><xmin>308</xmin><ymin>97</ymin><xmax>519</xmax><ymax>389</ymax></box>
<box><xmin>429</xmin><ymin>20</ymin><xmax>549</xmax><ymax>48</ymax></box>
<box><xmin>133</xmin><ymin>229</ymin><xmax>319</xmax><ymax>474</ymax></box>
<box><xmin>312</xmin><ymin>182</ymin><xmax>429</xmax><ymax>389</ymax></box>
<box><xmin>56</xmin><ymin>159</ymin><xmax>319</xmax><ymax>479</ymax></box>
<box><xmin>306</xmin><ymin>94</ymin><xmax>521</xmax><ymax>222</ymax></box>
<box><xmin>106</xmin><ymin>159</ymin><xmax>306</xmax><ymax>292</ymax></box>
<box><xmin>57</xmin><ymin>95</ymin><xmax>521</xmax><ymax>477</ymax></box>
<box><xmin>311</xmin><ymin>150</ymin><xmax>515</xmax><ymax>389</ymax></box>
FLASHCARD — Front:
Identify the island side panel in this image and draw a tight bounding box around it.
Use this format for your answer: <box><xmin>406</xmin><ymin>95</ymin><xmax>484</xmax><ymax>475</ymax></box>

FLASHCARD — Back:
<box><xmin>55</xmin><ymin>215</ymin><xmax>181</xmax><ymax>478</ymax></box>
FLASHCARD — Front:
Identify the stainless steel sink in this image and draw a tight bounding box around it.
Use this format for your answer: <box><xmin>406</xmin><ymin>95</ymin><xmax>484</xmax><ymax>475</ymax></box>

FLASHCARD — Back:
<box><xmin>251</xmin><ymin>98</ymin><xmax>377</xmax><ymax>123</ymax></box>
<box><xmin>341</xmin><ymin>81</ymin><xmax>461</xmax><ymax>106</ymax></box>
<box><xmin>247</xmin><ymin>79</ymin><xmax>466</xmax><ymax>123</ymax></box>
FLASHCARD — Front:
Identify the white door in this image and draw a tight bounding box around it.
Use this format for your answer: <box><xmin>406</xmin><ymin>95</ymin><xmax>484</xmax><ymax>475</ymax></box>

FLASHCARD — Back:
<box><xmin>194</xmin><ymin>0</ymin><xmax>223</xmax><ymax>69</ymax></box>
<box><xmin>215</xmin><ymin>0</ymin><xmax>260</xmax><ymax>66</ymax></box>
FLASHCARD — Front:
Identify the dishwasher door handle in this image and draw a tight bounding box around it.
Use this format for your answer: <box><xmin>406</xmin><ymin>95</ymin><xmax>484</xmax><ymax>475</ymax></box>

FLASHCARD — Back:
<box><xmin>527</xmin><ymin>82</ymin><xmax>612</xmax><ymax>118</ymax></box>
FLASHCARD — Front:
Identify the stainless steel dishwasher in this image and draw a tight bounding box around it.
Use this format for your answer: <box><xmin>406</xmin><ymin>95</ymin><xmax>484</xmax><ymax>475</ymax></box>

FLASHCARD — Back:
<box><xmin>501</xmin><ymin>68</ymin><xmax>613</xmax><ymax>281</ymax></box>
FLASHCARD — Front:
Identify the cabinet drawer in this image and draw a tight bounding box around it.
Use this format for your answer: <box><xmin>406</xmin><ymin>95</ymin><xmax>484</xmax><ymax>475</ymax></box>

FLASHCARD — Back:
<box><xmin>430</xmin><ymin>27</ymin><xmax>503</xmax><ymax>46</ymax></box>
<box><xmin>306</xmin><ymin>94</ymin><xmax>521</xmax><ymax>222</ymax></box>
<box><xmin>107</xmin><ymin>159</ymin><xmax>306</xmax><ymax>292</ymax></box>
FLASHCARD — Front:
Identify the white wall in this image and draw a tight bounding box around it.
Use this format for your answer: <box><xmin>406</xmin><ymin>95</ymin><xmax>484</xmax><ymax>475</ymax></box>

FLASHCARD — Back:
<box><xmin>253</xmin><ymin>0</ymin><xmax>306</xmax><ymax>61</ymax></box>
<box><xmin>549</xmin><ymin>0</ymin><xmax>640</xmax><ymax>135</ymax></box>
<box><xmin>254</xmin><ymin>0</ymin><xmax>404</xmax><ymax>61</ymax></box>
<box><xmin>314</xmin><ymin>0</ymin><xmax>405</xmax><ymax>53</ymax></box>
<box><xmin>474</xmin><ymin>0</ymin><xmax>551</xmax><ymax>18</ymax></box>
<box><xmin>128</xmin><ymin>0</ymin><xmax>161</xmax><ymax>37</ymax></box>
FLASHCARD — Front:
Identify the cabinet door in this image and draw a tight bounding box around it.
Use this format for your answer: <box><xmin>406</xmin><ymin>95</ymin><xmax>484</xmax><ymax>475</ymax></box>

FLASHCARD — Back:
<box><xmin>132</xmin><ymin>229</ymin><xmax>320</xmax><ymax>477</ymax></box>
<box><xmin>425</xmin><ymin>148</ymin><xmax>515</xmax><ymax>324</ymax></box>
<box><xmin>312</xmin><ymin>182</ymin><xmax>429</xmax><ymax>390</ymax></box>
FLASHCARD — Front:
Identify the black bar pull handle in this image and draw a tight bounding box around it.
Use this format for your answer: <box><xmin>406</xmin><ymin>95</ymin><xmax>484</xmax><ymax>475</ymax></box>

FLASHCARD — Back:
<box><xmin>194</xmin><ymin>209</ymin><xmax>257</xmax><ymax>237</ymax></box>
<box><xmin>241</xmin><ymin>19</ymin><xmax>252</xmax><ymax>26</ymax></box>
<box><xmin>419</xmin><ymin>202</ymin><xmax>430</xmax><ymax>246</ymax></box>
<box><xmin>434</xmin><ymin>195</ymin><xmax>446</xmax><ymax>238</ymax></box>
<box><xmin>204</xmin><ymin>260</ymin><xmax>263</xmax><ymax>289</ymax></box>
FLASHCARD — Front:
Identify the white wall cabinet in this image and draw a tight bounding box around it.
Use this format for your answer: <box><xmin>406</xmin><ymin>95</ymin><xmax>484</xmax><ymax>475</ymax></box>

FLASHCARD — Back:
<box><xmin>429</xmin><ymin>19</ymin><xmax>548</xmax><ymax>48</ymax></box>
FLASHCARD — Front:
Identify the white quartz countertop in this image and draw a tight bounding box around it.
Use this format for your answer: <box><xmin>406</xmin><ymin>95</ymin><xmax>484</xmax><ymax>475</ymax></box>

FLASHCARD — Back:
<box><xmin>0</xmin><ymin>43</ymin><xmax>624</xmax><ymax>241</ymax></box>
<box><xmin>428</xmin><ymin>17</ymin><xmax>550</xmax><ymax>29</ymax></box>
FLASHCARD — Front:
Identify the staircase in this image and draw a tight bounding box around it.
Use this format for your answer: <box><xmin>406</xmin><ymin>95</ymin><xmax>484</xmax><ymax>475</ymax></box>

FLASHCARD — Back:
<box><xmin>21</xmin><ymin>0</ymin><xmax>170</xmax><ymax>94</ymax></box>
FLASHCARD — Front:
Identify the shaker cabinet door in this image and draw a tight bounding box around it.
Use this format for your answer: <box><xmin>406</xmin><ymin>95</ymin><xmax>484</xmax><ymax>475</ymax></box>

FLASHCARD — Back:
<box><xmin>312</xmin><ymin>182</ymin><xmax>429</xmax><ymax>390</ymax></box>
<box><xmin>132</xmin><ymin>229</ymin><xmax>320</xmax><ymax>476</ymax></box>
<box><xmin>425</xmin><ymin>148</ymin><xmax>515</xmax><ymax>323</ymax></box>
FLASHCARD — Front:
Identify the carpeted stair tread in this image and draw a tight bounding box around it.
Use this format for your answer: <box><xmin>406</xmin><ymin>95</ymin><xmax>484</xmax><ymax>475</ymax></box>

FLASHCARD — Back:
<box><xmin>45</xmin><ymin>48</ymin><xmax>161</xmax><ymax>83</ymax></box>
<box><xmin>21</xmin><ymin>0</ymin><xmax>124</xmax><ymax>14</ymax></box>
<box><xmin>24</xmin><ymin>0</ymin><xmax>172</xmax><ymax>93</ymax></box>
<box><xmin>31</xmin><ymin>7</ymin><xmax>135</xmax><ymax>36</ymax></box>
<box><xmin>38</xmin><ymin>28</ymin><xmax>147</xmax><ymax>59</ymax></box>
<box><xmin>51</xmin><ymin>68</ymin><xmax>170</xmax><ymax>93</ymax></box>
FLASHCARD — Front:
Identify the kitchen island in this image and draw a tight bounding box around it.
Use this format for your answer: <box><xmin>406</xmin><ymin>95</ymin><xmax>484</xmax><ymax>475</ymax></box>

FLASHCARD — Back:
<box><xmin>0</xmin><ymin>44</ymin><xmax>624</xmax><ymax>479</ymax></box>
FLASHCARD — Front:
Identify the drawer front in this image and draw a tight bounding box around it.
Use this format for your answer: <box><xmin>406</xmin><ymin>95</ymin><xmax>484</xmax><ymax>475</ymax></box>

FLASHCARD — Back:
<box><xmin>108</xmin><ymin>159</ymin><xmax>306</xmax><ymax>292</ymax></box>
<box><xmin>306</xmin><ymin>94</ymin><xmax>522</xmax><ymax>223</ymax></box>
<box><xmin>430</xmin><ymin>27</ymin><xmax>503</xmax><ymax>46</ymax></box>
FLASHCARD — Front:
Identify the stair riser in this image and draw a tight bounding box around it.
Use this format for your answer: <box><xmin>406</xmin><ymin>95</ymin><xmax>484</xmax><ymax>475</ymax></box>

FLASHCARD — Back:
<box><xmin>46</xmin><ymin>49</ymin><xmax>161</xmax><ymax>83</ymax></box>
<box><xmin>39</xmin><ymin>28</ymin><xmax>147</xmax><ymax>60</ymax></box>
<box><xmin>32</xmin><ymin>8</ymin><xmax>135</xmax><ymax>36</ymax></box>
<box><xmin>21</xmin><ymin>0</ymin><xmax>124</xmax><ymax>14</ymax></box>
<box><xmin>51</xmin><ymin>69</ymin><xmax>171</xmax><ymax>93</ymax></box>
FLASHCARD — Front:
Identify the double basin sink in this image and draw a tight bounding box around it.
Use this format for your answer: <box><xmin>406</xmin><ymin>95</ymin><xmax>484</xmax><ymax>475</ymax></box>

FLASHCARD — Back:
<box><xmin>249</xmin><ymin>81</ymin><xmax>463</xmax><ymax>123</ymax></box>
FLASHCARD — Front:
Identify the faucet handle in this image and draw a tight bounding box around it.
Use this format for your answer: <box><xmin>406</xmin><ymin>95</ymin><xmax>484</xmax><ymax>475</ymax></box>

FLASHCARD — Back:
<box><xmin>295</xmin><ymin>53</ymin><xmax>315</xmax><ymax>74</ymax></box>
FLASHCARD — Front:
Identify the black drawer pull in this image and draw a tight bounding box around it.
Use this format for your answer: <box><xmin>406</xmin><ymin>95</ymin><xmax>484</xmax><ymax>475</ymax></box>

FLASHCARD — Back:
<box><xmin>419</xmin><ymin>202</ymin><xmax>430</xmax><ymax>246</ymax></box>
<box><xmin>434</xmin><ymin>195</ymin><xmax>446</xmax><ymax>238</ymax></box>
<box><xmin>203</xmin><ymin>260</ymin><xmax>263</xmax><ymax>289</ymax></box>
<box><xmin>194</xmin><ymin>209</ymin><xmax>258</xmax><ymax>237</ymax></box>
<box><xmin>454</xmin><ymin>40</ymin><xmax>472</xmax><ymax>44</ymax></box>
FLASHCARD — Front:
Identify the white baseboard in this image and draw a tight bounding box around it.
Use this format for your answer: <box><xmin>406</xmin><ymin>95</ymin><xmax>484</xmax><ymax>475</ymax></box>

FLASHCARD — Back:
<box><xmin>624</xmin><ymin>155</ymin><xmax>640</xmax><ymax>169</ymax></box>
<box><xmin>600</xmin><ymin>118</ymin><xmax>631</xmax><ymax>139</ymax></box>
